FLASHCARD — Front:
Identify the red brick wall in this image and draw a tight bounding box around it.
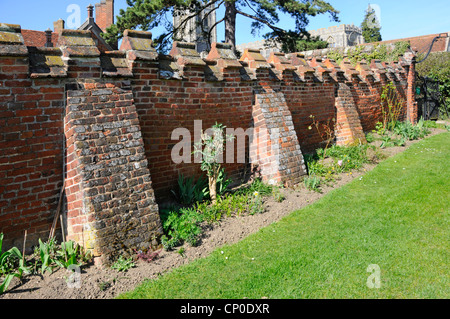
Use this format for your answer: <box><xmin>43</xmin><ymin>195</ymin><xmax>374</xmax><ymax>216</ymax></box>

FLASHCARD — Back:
<box><xmin>129</xmin><ymin>59</ymin><xmax>254</xmax><ymax>200</ymax></box>
<box><xmin>0</xmin><ymin>26</ymin><xmax>417</xmax><ymax>255</ymax></box>
<box><xmin>0</xmin><ymin>56</ymin><xmax>65</xmax><ymax>249</ymax></box>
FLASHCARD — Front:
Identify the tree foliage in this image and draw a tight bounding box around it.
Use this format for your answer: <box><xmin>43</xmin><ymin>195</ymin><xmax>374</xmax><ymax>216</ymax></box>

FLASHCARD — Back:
<box><xmin>361</xmin><ymin>5</ymin><xmax>382</xmax><ymax>43</ymax></box>
<box><xmin>103</xmin><ymin>0</ymin><xmax>339</xmax><ymax>53</ymax></box>
<box><xmin>416</xmin><ymin>52</ymin><xmax>450</xmax><ymax>109</ymax></box>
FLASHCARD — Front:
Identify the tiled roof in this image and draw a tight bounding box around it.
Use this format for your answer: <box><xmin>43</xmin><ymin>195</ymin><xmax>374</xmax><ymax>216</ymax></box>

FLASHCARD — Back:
<box><xmin>367</xmin><ymin>33</ymin><xmax>449</xmax><ymax>53</ymax></box>
<box><xmin>22</xmin><ymin>29</ymin><xmax>59</xmax><ymax>47</ymax></box>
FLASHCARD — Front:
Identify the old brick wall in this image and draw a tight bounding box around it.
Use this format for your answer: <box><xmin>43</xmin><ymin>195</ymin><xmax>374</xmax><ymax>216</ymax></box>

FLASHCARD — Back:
<box><xmin>64</xmin><ymin>82</ymin><xmax>162</xmax><ymax>265</ymax></box>
<box><xmin>0</xmin><ymin>24</ymin><xmax>416</xmax><ymax>262</ymax></box>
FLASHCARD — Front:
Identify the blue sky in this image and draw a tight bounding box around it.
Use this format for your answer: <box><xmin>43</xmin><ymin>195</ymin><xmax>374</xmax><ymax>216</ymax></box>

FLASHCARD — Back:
<box><xmin>0</xmin><ymin>0</ymin><xmax>449</xmax><ymax>45</ymax></box>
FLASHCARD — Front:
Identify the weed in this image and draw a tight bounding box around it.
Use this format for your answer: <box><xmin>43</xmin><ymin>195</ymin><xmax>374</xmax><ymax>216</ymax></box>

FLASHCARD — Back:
<box><xmin>304</xmin><ymin>175</ymin><xmax>322</xmax><ymax>192</ymax></box>
<box><xmin>272</xmin><ymin>187</ymin><xmax>285</xmax><ymax>203</ymax></box>
<box><xmin>135</xmin><ymin>249</ymin><xmax>161</xmax><ymax>263</ymax></box>
<box><xmin>177</xmin><ymin>247</ymin><xmax>186</xmax><ymax>257</ymax></box>
<box><xmin>249</xmin><ymin>191</ymin><xmax>264</xmax><ymax>215</ymax></box>
<box><xmin>111</xmin><ymin>256</ymin><xmax>135</xmax><ymax>272</ymax></box>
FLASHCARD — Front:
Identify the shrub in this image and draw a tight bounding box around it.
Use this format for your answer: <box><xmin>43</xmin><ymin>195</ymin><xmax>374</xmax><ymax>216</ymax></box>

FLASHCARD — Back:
<box><xmin>163</xmin><ymin>208</ymin><xmax>203</xmax><ymax>249</ymax></box>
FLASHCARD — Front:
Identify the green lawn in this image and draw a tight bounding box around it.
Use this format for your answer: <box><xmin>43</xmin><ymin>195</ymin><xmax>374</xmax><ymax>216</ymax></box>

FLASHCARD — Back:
<box><xmin>119</xmin><ymin>133</ymin><xmax>450</xmax><ymax>299</ymax></box>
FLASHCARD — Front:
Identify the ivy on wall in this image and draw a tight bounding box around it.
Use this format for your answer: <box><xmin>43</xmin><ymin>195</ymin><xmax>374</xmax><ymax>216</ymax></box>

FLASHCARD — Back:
<box><xmin>326</xmin><ymin>41</ymin><xmax>411</xmax><ymax>66</ymax></box>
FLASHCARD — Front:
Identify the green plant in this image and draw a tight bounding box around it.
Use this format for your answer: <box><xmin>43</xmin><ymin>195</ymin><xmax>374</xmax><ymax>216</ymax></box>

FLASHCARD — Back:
<box><xmin>272</xmin><ymin>187</ymin><xmax>285</xmax><ymax>203</ymax></box>
<box><xmin>177</xmin><ymin>247</ymin><xmax>186</xmax><ymax>257</ymax></box>
<box><xmin>111</xmin><ymin>256</ymin><xmax>135</xmax><ymax>272</ymax></box>
<box><xmin>161</xmin><ymin>235</ymin><xmax>180</xmax><ymax>251</ymax></box>
<box><xmin>249</xmin><ymin>191</ymin><xmax>264</xmax><ymax>215</ymax></box>
<box><xmin>326</xmin><ymin>41</ymin><xmax>410</xmax><ymax>66</ymax></box>
<box><xmin>171</xmin><ymin>174</ymin><xmax>208</xmax><ymax>206</ymax></box>
<box><xmin>215</xmin><ymin>168</ymin><xmax>232</xmax><ymax>197</ymax></box>
<box><xmin>54</xmin><ymin>241</ymin><xmax>86</xmax><ymax>269</ymax></box>
<box><xmin>163</xmin><ymin>208</ymin><xmax>203</xmax><ymax>249</ymax></box>
<box><xmin>381</xmin><ymin>82</ymin><xmax>404</xmax><ymax>131</ymax></box>
<box><xmin>35</xmin><ymin>238</ymin><xmax>58</xmax><ymax>275</ymax></box>
<box><xmin>236</xmin><ymin>178</ymin><xmax>273</xmax><ymax>197</ymax></box>
<box><xmin>308</xmin><ymin>115</ymin><xmax>337</xmax><ymax>158</ymax></box>
<box><xmin>365</xmin><ymin>132</ymin><xmax>376</xmax><ymax>143</ymax></box>
<box><xmin>0</xmin><ymin>233</ymin><xmax>30</xmax><ymax>294</ymax></box>
<box><xmin>304</xmin><ymin>175</ymin><xmax>322</xmax><ymax>192</ymax></box>
<box><xmin>193</xmin><ymin>123</ymin><xmax>234</xmax><ymax>203</ymax></box>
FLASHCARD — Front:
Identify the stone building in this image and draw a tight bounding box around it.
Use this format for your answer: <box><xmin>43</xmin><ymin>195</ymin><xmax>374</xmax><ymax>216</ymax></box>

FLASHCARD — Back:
<box><xmin>173</xmin><ymin>2</ymin><xmax>217</xmax><ymax>54</ymax></box>
<box><xmin>237</xmin><ymin>24</ymin><xmax>364</xmax><ymax>58</ymax></box>
<box><xmin>309</xmin><ymin>24</ymin><xmax>364</xmax><ymax>48</ymax></box>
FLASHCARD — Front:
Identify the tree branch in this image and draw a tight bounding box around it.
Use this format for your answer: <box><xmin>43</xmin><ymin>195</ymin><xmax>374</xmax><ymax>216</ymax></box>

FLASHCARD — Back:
<box><xmin>235</xmin><ymin>9</ymin><xmax>285</xmax><ymax>34</ymax></box>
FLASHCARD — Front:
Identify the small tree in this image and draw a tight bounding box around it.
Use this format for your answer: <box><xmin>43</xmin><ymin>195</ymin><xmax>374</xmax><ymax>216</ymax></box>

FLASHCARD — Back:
<box><xmin>193</xmin><ymin>123</ymin><xmax>234</xmax><ymax>203</ymax></box>
<box><xmin>361</xmin><ymin>5</ymin><xmax>382</xmax><ymax>43</ymax></box>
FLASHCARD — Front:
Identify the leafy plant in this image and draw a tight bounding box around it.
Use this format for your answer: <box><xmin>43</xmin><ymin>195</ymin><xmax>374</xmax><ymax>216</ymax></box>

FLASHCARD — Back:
<box><xmin>55</xmin><ymin>241</ymin><xmax>85</xmax><ymax>269</ymax></box>
<box><xmin>0</xmin><ymin>233</ymin><xmax>30</xmax><ymax>294</ymax></box>
<box><xmin>304</xmin><ymin>175</ymin><xmax>322</xmax><ymax>192</ymax></box>
<box><xmin>236</xmin><ymin>178</ymin><xmax>273</xmax><ymax>197</ymax></box>
<box><xmin>177</xmin><ymin>247</ymin><xmax>186</xmax><ymax>257</ymax></box>
<box><xmin>249</xmin><ymin>191</ymin><xmax>264</xmax><ymax>215</ymax></box>
<box><xmin>193</xmin><ymin>123</ymin><xmax>234</xmax><ymax>203</ymax></box>
<box><xmin>272</xmin><ymin>187</ymin><xmax>285</xmax><ymax>203</ymax></box>
<box><xmin>308</xmin><ymin>115</ymin><xmax>337</xmax><ymax>158</ymax></box>
<box><xmin>365</xmin><ymin>132</ymin><xmax>376</xmax><ymax>143</ymax></box>
<box><xmin>381</xmin><ymin>82</ymin><xmax>404</xmax><ymax>131</ymax></box>
<box><xmin>111</xmin><ymin>256</ymin><xmax>135</xmax><ymax>272</ymax></box>
<box><xmin>135</xmin><ymin>249</ymin><xmax>161</xmax><ymax>263</ymax></box>
<box><xmin>215</xmin><ymin>168</ymin><xmax>233</xmax><ymax>197</ymax></box>
<box><xmin>35</xmin><ymin>238</ymin><xmax>58</xmax><ymax>275</ymax></box>
<box><xmin>171</xmin><ymin>174</ymin><xmax>208</xmax><ymax>206</ymax></box>
<box><xmin>163</xmin><ymin>208</ymin><xmax>203</xmax><ymax>249</ymax></box>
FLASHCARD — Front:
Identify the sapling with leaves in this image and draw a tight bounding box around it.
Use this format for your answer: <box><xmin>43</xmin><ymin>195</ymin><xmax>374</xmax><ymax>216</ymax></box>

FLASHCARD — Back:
<box><xmin>193</xmin><ymin>123</ymin><xmax>234</xmax><ymax>204</ymax></box>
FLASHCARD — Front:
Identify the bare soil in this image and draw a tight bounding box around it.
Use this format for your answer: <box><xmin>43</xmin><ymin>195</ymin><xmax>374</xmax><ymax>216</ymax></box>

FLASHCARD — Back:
<box><xmin>1</xmin><ymin>127</ymin><xmax>447</xmax><ymax>300</ymax></box>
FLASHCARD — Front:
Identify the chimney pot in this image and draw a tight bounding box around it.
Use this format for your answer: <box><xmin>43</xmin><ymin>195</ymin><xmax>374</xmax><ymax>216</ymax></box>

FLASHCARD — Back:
<box><xmin>87</xmin><ymin>4</ymin><xmax>94</xmax><ymax>19</ymax></box>
<box><xmin>45</xmin><ymin>28</ymin><xmax>53</xmax><ymax>47</ymax></box>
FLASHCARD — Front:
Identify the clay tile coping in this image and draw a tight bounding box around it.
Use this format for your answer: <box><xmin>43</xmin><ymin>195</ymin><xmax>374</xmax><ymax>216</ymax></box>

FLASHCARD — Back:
<box><xmin>268</xmin><ymin>52</ymin><xmax>296</xmax><ymax>71</ymax></box>
<box><xmin>0</xmin><ymin>23</ymin><xmax>24</xmax><ymax>45</ymax></box>
<box><xmin>60</xmin><ymin>29</ymin><xmax>91</xmax><ymax>37</ymax></box>
<box><xmin>123</xmin><ymin>29</ymin><xmax>152</xmax><ymax>39</ymax></box>
<box><xmin>103</xmin><ymin>50</ymin><xmax>126</xmax><ymax>58</ymax></box>
<box><xmin>170</xmin><ymin>41</ymin><xmax>206</xmax><ymax>66</ymax></box>
<box><xmin>206</xmin><ymin>42</ymin><xmax>241</xmax><ymax>69</ymax></box>
<box><xmin>0</xmin><ymin>23</ymin><xmax>21</xmax><ymax>33</ymax></box>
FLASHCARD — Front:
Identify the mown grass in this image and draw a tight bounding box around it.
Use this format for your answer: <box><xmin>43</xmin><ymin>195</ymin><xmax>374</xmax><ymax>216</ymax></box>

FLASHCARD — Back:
<box><xmin>119</xmin><ymin>133</ymin><xmax>450</xmax><ymax>299</ymax></box>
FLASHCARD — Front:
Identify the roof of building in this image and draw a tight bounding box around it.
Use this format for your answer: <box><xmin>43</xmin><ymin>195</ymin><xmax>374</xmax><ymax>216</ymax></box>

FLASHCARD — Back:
<box><xmin>22</xmin><ymin>29</ymin><xmax>59</xmax><ymax>47</ymax></box>
<box><xmin>364</xmin><ymin>32</ymin><xmax>450</xmax><ymax>54</ymax></box>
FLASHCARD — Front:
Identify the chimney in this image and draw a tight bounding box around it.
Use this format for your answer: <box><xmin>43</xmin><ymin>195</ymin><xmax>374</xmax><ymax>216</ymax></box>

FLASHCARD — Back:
<box><xmin>53</xmin><ymin>19</ymin><xmax>65</xmax><ymax>34</ymax></box>
<box><xmin>95</xmin><ymin>0</ymin><xmax>114</xmax><ymax>32</ymax></box>
<box><xmin>45</xmin><ymin>28</ymin><xmax>53</xmax><ymax>47</ymax></box>
<box><xmin>87</xmin><ymin>4</ymin><xmax>94</xmax><ymax>20</ymax></box>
